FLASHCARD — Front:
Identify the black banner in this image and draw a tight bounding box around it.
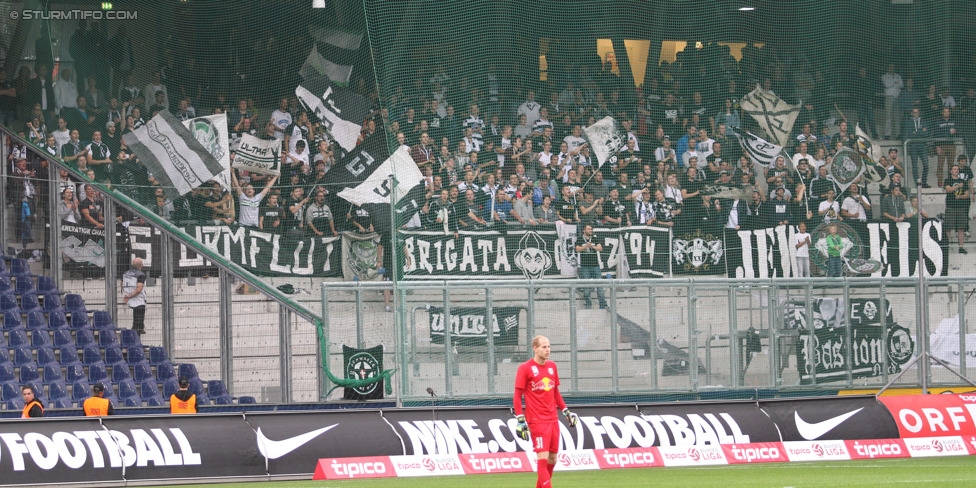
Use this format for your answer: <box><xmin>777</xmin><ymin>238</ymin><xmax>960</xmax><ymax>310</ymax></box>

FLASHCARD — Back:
<box><xmin>759</xmin><ymin>396</ymin><xmax>901</xmax><ymax>441</ymax></box>
<box><xmin>429</xmin><ymin>306</ymin><xmax>522</xmax><ymax>346</ymax></box>
<box><xmin>632</xmin><ymin>401</ymin><xmax>781</xmax><ymax>447</ymax></box>
<box><xmin>730</xmin><ymin>220</ymin><xmax>948</xmax><ymax>278</ymax></box>
<box><xmin>60</xmin><ymin>223</ymin><xmax>106</xmax><ymax>268</ymax></box>
<box><xmin>401</xmin><ymin>226</ymin><xmax>670</xmax><ymax>279</ymax></box>
<box><xmin>671</xmin><ymin>227</ymin><xmax>726</xmax><ymax>275</ymax></box>
<box><xmin>343</xmin><ymin>345</ymin><xmax>385</xmax><ymax>401</ymax></box>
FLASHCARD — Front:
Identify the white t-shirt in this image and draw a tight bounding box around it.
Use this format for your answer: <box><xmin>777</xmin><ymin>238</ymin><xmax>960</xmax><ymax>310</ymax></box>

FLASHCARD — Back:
<box><xmin>238</xmin><ymin>192</ymin><xmax>265</xmax><ymax>227</ymax></box>
<box><xmin>564</xmin><ymin>135</ymin><xmax>586</xmax><ymax>152</ymax></box>
<box><xmin>794</xmin><ymin>232</ymin><xmax>811</xmax><ymax>258</ymax></box>
<box><xmin>818</xmin><ymin>200</ymin><xmax>840</xmax><ymax>222</ymax></box>
<box><xmin>271</xmin><ymin>109</ymin><xmax>292</xmax><ymax>140</ymax></box>
<box><xmin>842</xmin><ymin>195</ymin><xmax>868</xmax><ymax>221</ymax></box>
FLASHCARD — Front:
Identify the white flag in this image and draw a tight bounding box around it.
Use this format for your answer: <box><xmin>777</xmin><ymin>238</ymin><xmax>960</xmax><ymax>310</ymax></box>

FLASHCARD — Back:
<box><xmin>740</xmin><ymin>84</ymin><xmax>801</xmax><ymax>147</ymax></box>
<box><xmin>735</xmin><ymin>131</ymin><xmax>783</xmax><ymax>167</ymax></box>
<box><xmin>300</xmin><ymin>44</ymin><xmax>354</xmax><ymax>86</ymax></box>
<box><xmin>183</xmin><ymin>114</ymin><xmax>231</xmax><ymax>192</ymax></box>
<box><xmin>582</xmin><ymin>116</ymin><xmax>626</xmax><ymax>167</ymax></box>
<box><xmin>234</xmin><ymin>134</ymin><xmax>282</xmax><ymax>175</ymax></box>
<box><xmin>123</xmin><ymin>111</ymin><xmax>224</xmax><ymax>201</ymax></box>
<box><xmin>337</xmin><ymin>147</ymin><xmax>423</xmax><ymax>206</ymax></box>
<box><xmin>296</xmin><ymin>84</ymin><xmax>362</xmax><ymax>153</ymax></box>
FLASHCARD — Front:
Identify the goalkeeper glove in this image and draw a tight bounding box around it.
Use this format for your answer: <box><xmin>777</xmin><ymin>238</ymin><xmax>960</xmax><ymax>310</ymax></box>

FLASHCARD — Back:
<box><xmin>515</xmin><ymin>415</ymin><xmax>529</xmax><ymax>441</ymax></box>
<box><xmin>563</xmin><ymin>408</ymin><xmax>579</xmax><ymax>428</ymax></box>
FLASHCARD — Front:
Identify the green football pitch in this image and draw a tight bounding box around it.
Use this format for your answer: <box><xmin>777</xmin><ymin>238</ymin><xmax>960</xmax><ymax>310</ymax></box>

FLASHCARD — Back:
<box><xmin>151</xmin><ymin>457</ymin><xmax>976</xmax><ymax>488</ymax></box>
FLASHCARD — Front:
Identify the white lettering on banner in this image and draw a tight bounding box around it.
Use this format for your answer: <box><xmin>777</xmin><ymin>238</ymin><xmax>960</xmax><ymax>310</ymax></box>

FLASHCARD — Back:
<box><xmin>783</xmin><ymin>441</ymin><xmax>850</xmax><ymax>461</ymax></box>
<box><xmin>178</xmin><ymin>227</ymin><xmax>338</xmax><ymax>275</ymax></box>
<box><xmin>897</xmin><ymin>406</ymin><xmax>973</xmax><ymax>434</ymax></box>
<box><xmin>466</xmin><ymin>454</ymin><xmax>523</xmax><ymax>473</ymax></box>
<box><xmin>902</xmin><ymin>437</ymin><xmax>969</xmax><ymax>457</ymax></box>
<box><xmin>0</xmin><ymin>429</ymin><xmax>200</xmax><ymax>471</ymax></box>
<box><xmin>729</xmin><ymin>445</ymin><xmax>781</xmax><ymax>462</ymax></box>
<box><xmin>332</xmin><ymin>459</ymin><xmax>387</xmax><ymax>477</ymax></box>
<box><xmin>127</xmin><ymin>226</ymin><xmax>154</xmax><ymax>268</ymax></box>
<box><xmin>850</xmin><ymin>441</ymin><xmax>904</xmax><ymax>458</ymax></box>
<box><xmin>600</xmin><ymin>450</ymin><xmax>656</xmax><ymax>467</ymax></box>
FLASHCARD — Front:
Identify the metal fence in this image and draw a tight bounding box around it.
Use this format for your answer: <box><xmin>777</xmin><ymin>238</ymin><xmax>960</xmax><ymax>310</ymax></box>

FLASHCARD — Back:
<box><xmin>321</xmin><ymin>276</ymin><xmax>976</xmax><ymax>405</ymax></box>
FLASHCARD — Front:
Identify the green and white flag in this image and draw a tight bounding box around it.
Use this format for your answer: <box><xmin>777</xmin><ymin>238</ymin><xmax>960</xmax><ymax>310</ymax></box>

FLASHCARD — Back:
<box><xmin>183</xmin><ymin>114</ymin><xmax>230</xmax><ymax>192</ymax></box>
<box><xmin>123</xmin><ymin>111</ymin><xmax>224</xmax><ymax>201</ymax></box>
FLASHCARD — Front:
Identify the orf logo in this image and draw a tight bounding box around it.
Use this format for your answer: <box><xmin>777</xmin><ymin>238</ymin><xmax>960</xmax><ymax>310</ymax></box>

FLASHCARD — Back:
<box><xmin>422</xmin><ymin>458</ymin><xmax>436</xmax><ymax>472</ymax></box>
<box><xmin>687</xmin><ymin>448</ymin><xmax>701</xmax><ymax>462</ymax></box>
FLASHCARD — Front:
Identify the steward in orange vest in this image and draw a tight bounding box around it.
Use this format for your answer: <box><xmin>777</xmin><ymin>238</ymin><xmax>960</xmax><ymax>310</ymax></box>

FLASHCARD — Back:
<box><xmin>21</xmin><ymin>385</ymin><xmax>43</xmax><ymax>418</ymax></box>
<box><xmin>83</xmin><ymin>383</ymin><xmax>113</xmax><ymax>416</ymax></box>
<box><xmin>170</xmin><ymin>377</ymin><xmax>198</xmax><ymax>414</ymax></box>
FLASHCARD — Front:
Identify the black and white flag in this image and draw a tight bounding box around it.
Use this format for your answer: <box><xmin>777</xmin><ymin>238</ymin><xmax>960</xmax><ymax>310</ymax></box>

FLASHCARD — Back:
<box><xmin>582</xmin><ymin>116</ymin><xmax>626</xmax><ymax>167</ymax></box>
<box><xmin>183</xmin><ymin>114</ymin><xmax>231</xmax><ymax>192</ymax></box>
<box><xmin>123</xmin><ymin>111</ymin><xmax>224</xmax><ymax>201</ymax></box>
<box><xmin>234</xmin><ymin>134</ymin><xmax>282</xmax><ymax>175</ymax></box>
<box><xmin>735</xmin><ymin>131</ymin><xmax>783</xmax><ymax>167</ymax></box>
<box><xmin>739</xmin><ymin>84</ymin><xmax>801</xmax><ymax>147</ymax></box>
<box><xmin>337</xmin><ymin>146</ymin><xmax>424</xmax><ymax>206</ymax></box>
<box><xmin>304</xmin><ymin>26</ymin><xmax>363</xmax><ymax>85</ymax></box>
<box><xmin>296</xmin><ymin>76</ymin><xmax>370</xmax><ymax>154</ymax></box>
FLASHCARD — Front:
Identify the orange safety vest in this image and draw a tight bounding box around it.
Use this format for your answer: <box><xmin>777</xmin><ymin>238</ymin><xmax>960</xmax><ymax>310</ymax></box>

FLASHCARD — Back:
<box><xmin>83</xmin><ymin>397</ymin><xmax>110</xmax><ymax>416</ymax></box>
<box><xmin>170</xmin><ymin>394</ymin><xmax>197</xmax><ymax>414</ymax></box>
<box><xmin>21</xmin><ymin>400</ymin><xmax>43</xmax><ymax>418</ymax></box>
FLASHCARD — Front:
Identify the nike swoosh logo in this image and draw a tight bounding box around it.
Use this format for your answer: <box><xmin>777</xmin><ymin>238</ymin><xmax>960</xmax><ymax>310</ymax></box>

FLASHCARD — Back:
<box><xmin>256</xmin><ymin>424</ymin><xmax>338</xmax><ymax>460</ymax></box>
<box><xmin>794</xmin><ymin>408</ymin><xmax>863</xmax><ymax>440</ymax></box>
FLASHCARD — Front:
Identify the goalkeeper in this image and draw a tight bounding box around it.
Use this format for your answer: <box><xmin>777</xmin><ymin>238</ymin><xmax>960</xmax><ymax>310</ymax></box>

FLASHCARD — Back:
<box><xmin>513</xmin><ymin>335</ymin><xmax>579</xmax><ymax>488</ymax></box>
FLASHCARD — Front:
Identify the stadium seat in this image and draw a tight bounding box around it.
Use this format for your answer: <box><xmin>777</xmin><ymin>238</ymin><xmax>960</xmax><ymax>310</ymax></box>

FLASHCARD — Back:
<box><xmin>8</xmin><ymin>329</ymin><xmax>28</xmax><ymax>348</ymax></box>
<box><xmin>13</xmin><ymin>276</ymin><xmax>34</xmax><ymax>296</ymax></box>
<box><xmin>71</xmin><ymin>313</ymin><xmax>91</xmax><ymax>330</ymax></box>
<box><xmin>42</xmin><ymin>293</ymin><xmax>64</xmax><ymax>314</ymax></box>
<box><xmin>120</xmin><ymin>329</ymin><xmax>142</xmax><ymax>348</ymax></box>
<box><xmin>0</xmin><ymin>276</ymin><xmax>11</xmax><ymax>293</ymax></box>
<box><xmin>98</xmin><ymin>329</ymin><xmax>120</xmax><ymax>348</ymax></box>
<box><xmin>53</xmin><ymin>329</ymin><xmax>74</xmax><ymax>348</ymax></box>
<box><xmin>147</xmin><ymin>396</ymin><xmax>165</xmax><ymax>407</ymax></box>
<box><xmin>207</xmin><ymin>380</ymin><xmax>228</xmax><ymax>397</ymax></box>
<box><xmin>19</xmin><ymin>362</ymin><xmax>40</xmax><ymax>383</ymax></box>
<box><xmin>149</xmin><ymin>346</ymin><xmax>169</xmax><ymax>365</ymax></box>
<box><xmin>0</xmin><ymin>381</ymin><xmax>19</xmax><ymax>401</ymax></box>
<box><xmin>178</xmin><ymin>363</ymin><xmax>199</xmax><ymax>381</ymax></box>
<box><xmin>48</xmin><ymin>381</ymin><xmax>69</xmax><ymax>399</ymax></box>
<box><xmin>71</xmin><ymin>381</ymin><xmax>90</xmax><ymax>403</ymax></box>
<box><xmin>0</xmin><ymin>292</ymin><xmax>18</xmax><ymax>313</ymax></box>
<box><xmin>0</xmin><ymin>347</ymin><xmax>7</xmax><ymax>364</ymax></box>
<box><xmin>48</xmin><ymin>310</ymin><xmax>67</xmax><ymax>329</ymax></box>
<box><xmin>25</xmin><ymin>310</ymin><xmax>46</xmax><ymax>331</ymax></box>
<box><xmin>139</xmin><ymin>380</ymin><xmax>159</xmax><ymax>399</ymax></box>
<box><xmin>156</xmin><ymin>362</ymin><xmax>176</xmax><ymax>382</ymax></box>
<box><xmin>92</xmin><ymin>311</ymin><xmax>114</xmax><ymax>330</ymax></box>
<box><xmin>19</xmin><ymin>292</ymin><xmax>41</xmax><ymax>313</ymax></box>
<box><xmin>6</xmin><ymin>398</ymin><xmax>25</xmax><ymax>411</ymax></box>
<box><xmin>52</xmin><ymin>398</ymin><xmax>72</xmax><ymax>409</ymax></box>
<box><xmin>0</xmin><ymin>364</ymin><xmax>14</xmax><ymax>382</ymax></box>
<box><xmin>214</xmin><ymin>395</ymin><xmax>234</xmax><ymax>405</ymax></box>
<box><xmin>161</xmin><ymin>378</ymin><xmax>179</xmax><ymax>398</ymax></box>
<box><xmin>118</xmin><ymin>379</ymin><xmax>138</xmax><ymax>400</ymax></box>
<box><xmin>13</xmin><ymin>346</ymin><xmax>33</xmax><ymax>366</ymax></box>
<box><xmin>237</xmin><ymin>396</ymin><xmax>257</xmax><ymax>404</ymax></box>
<box><xmin>65</xmin><ymin>364</ymin><xmax>86</xmax><ymax>383</ymax></box>
<box><xmin>123</xmin><ymin>397</ymin><xmax>141</xmax><ymax>407</ymax></box>
<box><xmin>9</xmin><ymin>259</ymin><xmax>33</xmax><ymax>280</ymax></box>
<box><xmin>3</xmin><ymin>310</ymin><xmax>24</xmax><ymax>331</ymax></box>
<box><xmin>82</xmin><ymin>345</ymin><xmax>103</xmax><ymax>365</ymax></box>
<box><xmin>133</xmin><ymin>362</ymin><xmax>154</xmax><ymax>382</ymax></box>
<box><xmin>104</xmin><ymin>346</ymin><xmax>125</xmax><ymax>366</ymax></box>
<box><xmin>126</xmin><ymin>346</ymin><xmax>147</xmax><ymax>365</ymax></box>
<box><xmin>58</xmin><ymin>346</ymin><xmax>81</xmax><ymax>366</ymax></box>
<box><xmin>42</xmin><ymin>364</ymin><xmax>63</xmax><ymax>383</ymax></box>
<box><xmin>36</xmin><ymin>276</ymin><xmax>58</xmax><ymax>295</ymax></box>
<box><xmin>35</xmin><ymin>346</ymin><xmax>57</xmax><ymax>366</ymax></box>
<box><xmin>75</xmin><ymin>329</ymin><xmax>96</xmax><ymax>347</ymax></box>
<box><xmin>111</xmin><ymin>364</ymin><xmax>131</xmax><ymax>383</ymax></box>
<box><xmin>0</xmin><ymin>331</ymin><xmax>6</xmax><ymax>349</ymax></box>
<box><xmin>30</xmin><ymin>329</ymin><xmax>51</xmax><ymax>348</ymax></box>
<box><xmin>64</xmin><ymin>294</ymin><xmax>90</xmax><ymax>316</ymax></box>
<box><xmin>88</xmin><ymin>363</ymin><xmax>108</xmax><ymax>383</ymax></box>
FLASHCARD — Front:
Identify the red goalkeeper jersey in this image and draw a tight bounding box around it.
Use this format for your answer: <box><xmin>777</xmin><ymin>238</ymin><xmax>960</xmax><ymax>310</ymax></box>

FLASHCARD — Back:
<box><xmin>514</xmin><ymin>358</ymin><xmax>564</xmax><ymax>422</ymax></box>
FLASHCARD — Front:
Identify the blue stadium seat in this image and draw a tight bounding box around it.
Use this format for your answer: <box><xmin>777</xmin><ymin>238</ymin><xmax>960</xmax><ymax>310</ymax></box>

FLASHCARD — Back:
<box><xmin>104</xmin><ymin>346</ymin><xmax>125</xmax><ymax>366</ymax></box>
<box><xmin>178</xmin><ymin>363</ymin><xmax>199</xmax><ymax>381</ymax></box>
<box><xmin>71</xmin><ymin>313</ymin><xmax>91</xmax><ymax>330</ymax></box>
<box><xmin>64</xmin><ymin>294</ymin><xmax>90</xmax><ymax>316</ymax></box>
<box><xmin>65</xmin><ymin>364</ymin><xmax>86</xmax><ymax>383</ymax></box>
<box><xmin>48</xmin><ymin>310</ymin><xmax>67</xmax><ymax>329</ymax></box>
<box><xmin>126</xmin><ymin>346</ymin><xmax>146</xmax><ymax>365</ymax></box>
<box><xmin>0</xmin><ymin>347</ymin><xmax>8</xmax><ymax>364</ymax></box>
<box><xmin>118</xmin><ymin>379</ymin><xmax>138</xmax><ymax>400</ymax></box>
<box><xmin>0</xmin><ymin>364</ymin><xmax>14</xmax><ymax>382</ymax></box>
<box><xmin>88</xmin><ymin>364</ymin><xmax>108</xmax><ymax>383</ymax></box>
<box><xmin>19</xmin><ymin>362</ymin><xmax>40</xmax><ymax>383</ymax></box>
<box><xmin>147</xmin><ymin>396</ymin><xmax>165</xmax><ymax>407</ymax></box>
<box><xmin>123</xmin><ymin>397</ymin><xmax>140</xmax><ymax>407</ymax></box>
<box><xmin>237</xmin><ymin>396</ymin><xmax>257</xmax><ymax>404</ymax></box>
<box><xmin>3</xmin><ymin>310</ymin><xmax>24</xmax><ymax>331</ymax></box>
<box><xmin>26</xmin><ymin>310</ymin><xmax>46</xmax><ymax>331</ymax></box>
<box><xmin>36</xmin><ymin>276</ymin><xmax>58</xmax><ymax>295</ymax></box>
<box><xmin>149</xmin><ymin>346</ymin><xmax>169</xmax><ymax>365</ymax></box>
<box><xmin>82</xmin><ymin>345</ymin><xmax>102</xmax><ymax>365</ymax></box>
<box><xmin>207</xmin><ymin>380</ymin><xmax>228</xmax><ymax>397</ymax></box>
<box><xmin>42</xmin><ymin>364</ymin><xmax>63</xmax><ymax>383</ymax></box>
<box><xmin>52</xmin><ymin>398</ymin><xmax>72</xmax><ymax>409</ymax></box>
<box><xmin>19</xmin><ymin>292</ymin><xmax>41</xmax><ymax>313</ymax></box>
<box><xmin>162</xmin><ymin>378</ymin><xmax>179</xmax><ymax>398</ymax></box>
<box><xmin>48</xmin><ymin>381</ymin><xmax>69</xmax><ymax>399</ymax></box>
<box><xmin>92</xmin><ymin>311</ymin><xmax>114</xmax><ymax>330</ymax></box>
<box><xmin>58</xmin><ymin>346</ymin><xmax>81</xmax><ymax>366</ymax></box>
<box><xmin>53</xmin><ymin>329</ymin><xmax>74</xmax><ymax>348</ymax></box>
<box><xmin>156</xmin><ymin>362</ymin><xmax>176</xmax><ymax>382</ymax></box>
<box><xmin>111</xmin><ymin>364</ymin><xmax>131</xmax><ymax>383</ymax></box>
<box><xmin>0</xmin><ymin>331</ymin><xmax>6</xmax><ymax>349</ymax></box>
<box><xmin>9</xmin><ymin>259</ymin><xmax>33</xmax><ymax>280</ymax></box>
<box><xmin>13</xmin><ymin>276</ymin><xmax>34</xmax><ymax>296</ymax></box>
<box><xmin>75</xmin><ymin>329</ymin><xmax>96</xmax><ymax>348</ymax></box>
<box><xmin>30</xmin><ymin>329</ymin><xmax>51</xmax><ymax>348</ymax></box>
<box><xmin>214</xmin><ymin>395</ymin><xmax>234</xmax><ymax>405</ymax></box>
<box><xmin>13</xmin><ymin>346</ymin><xmax>33</xmax><ymax>366</ymax></box>
<box><xmin>0</xmin><ymin>292</ymin><xmax>19</xmax><ymax>313</ymax></box>
<box><xmin>120</xmin><ymin>329</ymin><xmax>142</xmax><ymax>348</ymax></box>
<box><xmin>98</xmin><ymin>329</ymin><xmax>119</xmax><ymax>348</ymax></box>
<box><xmin>71</xmin><ymin>381</ymin><xmax>90</xmax><ymax>403</ymax></box>
<box><xmin>139</xmin><ymin>380</ymin><xmax>158</xmax><ymax>399</ymax></box>
<box><xmin>0</xmin><ymin>276</ymin><xmax>11</xmax><ymax>293</ymax></box>
<box><xmin>42</xmin><ymin>293</ymin><xmax>64</xmax><ymax>314</ymax></box>
<box><xmin>8</xmin><ymin>329</ymin><xmax>28</xmax><ymax>348</ymax></box>
<box><xmin>133</xmin><ymin>362</ymin><xmax>154</xmax><ymax>382</ymax></box>
<box><xmin>6</xmin><ymin>398</ymin><xmax>25</xmax><ymax>411</ymax></box>
<box><xmin>0</xmin><ymin>381</ymin><xmax>19</xmax><ymax>401</ymax></box>
<box><xmin>35</xmin><ymin>346</ymin><xmax>56</xmax><ymax>366</ymax></box>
